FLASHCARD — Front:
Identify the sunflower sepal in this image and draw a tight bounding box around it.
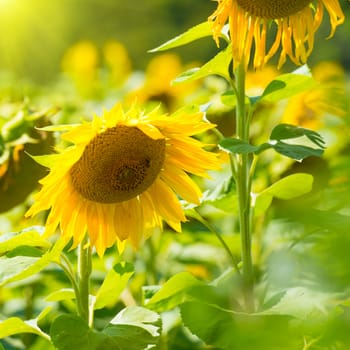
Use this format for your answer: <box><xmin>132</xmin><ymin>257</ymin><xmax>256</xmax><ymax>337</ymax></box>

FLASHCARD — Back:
<box><xmin>26</xmin><ymin>152</ymin><xmax>62</xmax><ymax>168</ymax></box>
<box><xmin>36</xmin><ymin>123</ymin><xmax>80</xmax><ymax>132</ymax></box>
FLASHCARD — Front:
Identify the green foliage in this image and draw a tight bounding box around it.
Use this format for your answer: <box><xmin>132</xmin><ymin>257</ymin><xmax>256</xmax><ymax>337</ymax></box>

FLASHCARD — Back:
<box><xmin>145</xmin><ymin>272</ymin><xmax>202</xmax><ymax>312</ymax></box>
<box><xmin>173</xmin><ymin>45</ymin><xmax>232</xmax><ymax>83</ymax></box>
<box><xmin>0</xmin><ymin>239</ymin><xmax>65</xmax><ymax>286</ymax></box>
<box><xmin>94</xmin><ymin>262</ymin><xmax>134</xmax><ymax>310</ymax></box>
<box><xmin>181</xmin><ymin>301</ymin><xmax>296</xmax><ymax>350</ymax></box>
<box><xmin>0</xmin><ymin>227</ymin><xmax>49</xmax><ymax>255</ymax></box>
<box><xmin>50</xmin><ymin>307</ymin><xmax>160</xmax><ymax>350</ymax></box>
<box><xmin>257</xmin><ymin>65</ymin><xmax>317</xmax><ymax>104</ymax></box>
<box><xmin>1</xmin><ymin>3</ymin><xmax>350</xmax><ymax>350</ymax></box>
<box><xmin>150</xmin><ymin>22</ymin><xmax>214</xmax><ymax>52</ymax></box>
<box><xmin>254</xmin><ymin>173</ymin><xmax>314</xmax><ymax>215</ymax></box>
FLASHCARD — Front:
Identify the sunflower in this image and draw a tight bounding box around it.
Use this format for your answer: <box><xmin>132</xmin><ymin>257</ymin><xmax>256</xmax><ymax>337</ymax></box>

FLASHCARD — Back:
<box><xmin>282</xmin><ymin>60</ymin><xmax>346</xmax><ymax>129</ymax></box>
<box><xmin>209</xmin><ymin>0</ymin><xmax>345</xmax><ymax>70</ymax></box>
<box><xmin>25</xmin><ymin>103</ymin><xmax>220</xmax><ymax>256</ymax></box>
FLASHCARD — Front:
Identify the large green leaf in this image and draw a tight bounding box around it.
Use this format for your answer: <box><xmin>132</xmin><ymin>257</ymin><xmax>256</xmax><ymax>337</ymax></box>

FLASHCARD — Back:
<box><xmin>145</xmin><ymin>272</ymin><xmax>202</xmax><ymax>312</ymax></box>
<box><xmin>173</xmin><ymin>45</ymin><xmax>232</xmax><ymax>84</ymax></box>
<box><xmin>254</xmin><ymin>173</ymin><xmax>313</xmax><ymax>216</ymax></box>
<box><xmin>109</xmin><ymin>306</ymin><xmax>161</xmax><ymax>338</ymax></box>
<box><xmin>261</xmin><ymin>287</ymin><xmax>335</xmax><ymax>320</ymax></box>
<box><xmin>50</xmin><ymin>315</ymin><xmax>103</xmax><ymax>350</ymax></box>
<box><xmin>259</xmin><ymin>66</ymin><xmax>316</xmax><ymax>103</ymax></box>
<box><xmin>50</xmin><ymin>310</ymin><xmax>160</xmax><ymax>350</ymax></box>
<box><xmin>93</xmin><ymin>262</ymin><xmax>134</xmax><ymax>310</ymax></box>
<box><xmin>0</xmin><ymin>307</ymin><xmax>52</xmax><ymax>340</ymax></box>
<box><xmin>149</xmin><ymin>22</ymin><xmax>214</xmax><ymax>52</ymax></box>
<box><xmin>0</xmin><ymin>226</ymin><xmax>49</xmax><ymax>255</ymax></box>
<box><xmin>272</xmin><ymin>141</ymin><xmax>324</xmax><ymax>161</ymax></box>
<box><xmin>180</xmin><ymin>301</ymin><xmax>295</xmax><ymax>350</ymax></box>
<box><xmin>0</xmin><ymin>239</ymin><xmax>65</xmax><ymax>286</ymax></box>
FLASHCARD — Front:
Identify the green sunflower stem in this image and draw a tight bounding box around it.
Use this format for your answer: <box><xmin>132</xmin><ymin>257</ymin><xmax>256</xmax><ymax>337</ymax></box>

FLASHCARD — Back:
<box><xmin>77</xmin><ymin>235</ymin><xmax>92</xmax><ymax>326</ymax></box>
<box><xmin>234</xmin><ymin>62</ymin><xmax>255</xmax><ymax>312</ymax></box>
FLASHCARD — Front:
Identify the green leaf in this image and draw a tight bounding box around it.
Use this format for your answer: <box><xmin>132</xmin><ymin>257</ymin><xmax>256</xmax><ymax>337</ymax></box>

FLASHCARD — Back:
<box><xmin>6</xmin><ymin>245</ymin><xmax>43</xmax><ymax>258</ymax></box>
<box><xmin>259</xmin><ymin>68</ymin><xmax>316</xmax><ymax>103</ymax></box>
<box><xmin>219</xmin><ymin>138</ymin><xmax>260</xmax><ymax>154</ymax></box>
<box><xmin>173</xmin><ymin>45</ymin><xmax>232</xmax><ymax>84</ymax></box>
<box><xmin>261</xmin><ymin>287</ymin><xmax>335</xmax><ymax>320</ymax></box>
<box><xmin>149</xmin><ymin>22</ymin><xmax>214</xmax><ymax>52</ymax></box>
<box><xmin>254</xmin><ymin>173</ymin><xmax>313</xmax><ymax>216</ymax></box>
<box><xmin>221</xmin><ymin>90</ymin><xmax>237</xmax><ymax>107</ymax></box>
<box><xmin>180</xmin><ymin>301</ymin><xmax>294</xmax><ymax>350</ymax></box>
<box><xmin>201</xmin><ymin>175</ymin><xmax>238</xmax><ymax>213</ymax></box>
<box><xmin>50</xmin><ymin>315</ymin><xmax>102</xmax><ymax>350</ymax></box>
<box><xmin>270</xmin><ymin>124</ymin><xmax>325</xmax><ymax>149</ymax></box>
<box><xmin>272</xmin><ymin>141</ymin><xmax>324</xmax><ymax>161</ymax></box>
<box><xmin>50</xmin><ymin>312</ymin><xmax>159</xmax><ymax>350</ymax></box>
<box><xmin>46</xmin><ymin>288</ymin><xmax>76</xmax><ymax>302</ymax></box>
<box><xmin>94</xmin><ymin>262</ymin><xmax>134</xmax><ymax>310</ymax></box>
<box><xmin>0</xmin><ymin>239</ymin><xmax>66</xmax><ymax>286</ymax></box>
<box><xmin>110</xmin><ymin>306</ymin><xmax>161</xmax><ymax>338</ymax></box>
<box><xmin>0</xmin><ymin>226</ymin><xmax>49</xmax><ymax>256</ymax></box>
<box><xmin>0</xmin><ymin>317</ymin><xmax>50</xmax><ymax>340</ymax></box>
<box><xmin>145</xmin><ymin>272</ymin><xmax>202</xmax><ymax>312</ymax></box>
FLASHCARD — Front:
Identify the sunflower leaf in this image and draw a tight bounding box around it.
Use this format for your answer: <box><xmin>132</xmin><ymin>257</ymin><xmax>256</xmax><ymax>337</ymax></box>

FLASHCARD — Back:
<box><xmin>94</xmin><ymin>262</ymin><xmax>134</xmax><ymax>310</ymax></box>
<box><xmin>221</xmin><ymin>90</ymin><xmax>237</xmax><ymax>107</ymax></box>
<box><xmin>219</xmin><ymin>138</ymin><xmax>260</xmax><ymax>154</ymax></box>
<box><xmin>254</xmin><ymin>173</ymin><xmax>313</xmax><ymax>216</ymax></box>
<box><xmin>149</xmin><ymin>22</ymin><xmax>214</xmax><ymax>52</ymax></box>
<box><xmin>270</xmin><ymin>124</ymin><xmax>326</xmax><ymax>149</ymax></box>
<box><xmin>172</xmin><ymin>44</ymin><xmax>232</xmax><ymax>84</ymax></box>
<box><xmin>271</xmin><ymin>141</ymin><xmax>324</xmax><ymax>161</ymax></box>
<box><xmin>0</xmin><ymin>239</ymin><xmax>66</xmax><ymax>286</ymax></box>
<box><xmin>259</xmin><ymin>67</ymin><xmax>317</xmax><ymax>103</ymax></box>
<box><xmin>145</xmin><ymin>272</ymin><xmax>202</xmax><ymax>312</ymax></box>
<box><xmin>0</xmin><ymin>312</ymin><xmax>50</xmax><ymax>340</ymax></box>
<box><xmin>50</xmin><ymin>312</ymin><xmax>159</xmax><ymax>350</ymax></box>
<box><xmin>0</xmin><ymin>226</ymin><xmax>48</xmax><ymax>256</ymax></box>
<box><xmin>180</xmin><ymin>301</ymin><xmax>294</xmax><ymax>350</ymax></box>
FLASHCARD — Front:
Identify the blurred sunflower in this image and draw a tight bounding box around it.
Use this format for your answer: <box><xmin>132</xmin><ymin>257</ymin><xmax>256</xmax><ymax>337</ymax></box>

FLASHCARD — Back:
<box><xmin>128</xmin><ymin>54</ymin><xmax>199</xmax><ymax>112</ymax></box>
<box><xmin>103</xmin><ymin>40</ymin><xmax>132</xmax><ymax>87</ymax></box>
<box><xmin>26</xmin><ymin>103</ymin><xmax>220</xmax><ymax>256</ymax></box>
<box><xmin>282</xmin><ymin>61</ymin><xmax>347</xmax><ymax>129</ymax></box>
<box><xmin>61</xmin><ymin>41</ymin><xmax>99</xmax><ymax>97</ymax></box>
<box><xmin>209</xmin><ymin>0</ymin><xmax>345</xmax><ymax>70</ymax></box>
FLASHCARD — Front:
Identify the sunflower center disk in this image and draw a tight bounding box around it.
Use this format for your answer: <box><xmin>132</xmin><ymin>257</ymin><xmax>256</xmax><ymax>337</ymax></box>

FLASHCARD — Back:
<box><xmin>70</xmin><ymin>125</ymin><xmax>166</xmax><ymax>203</ymax></box>
<box><xmin>236</xmin><ymin>0</ymin><xmax>311</xmax><ymax>19</ymax></box>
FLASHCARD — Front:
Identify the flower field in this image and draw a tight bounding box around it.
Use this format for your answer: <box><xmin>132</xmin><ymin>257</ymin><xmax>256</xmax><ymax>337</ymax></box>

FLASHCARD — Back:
<box><xmin>1</xmin><ymin>1</ymin><xmax>350</xmax><ymax>349</ymax></box>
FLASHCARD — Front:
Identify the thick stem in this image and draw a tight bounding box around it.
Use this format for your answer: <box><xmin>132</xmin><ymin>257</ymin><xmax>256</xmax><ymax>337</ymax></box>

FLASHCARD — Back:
<box><xmin>77</xmin><ymin>235</ymin><xmax>92</xmax><ymax>325</ymax></box>
<box><xmin>234</xmin><ymin>63</ymin><xmax>255</xmax><ymax>312</ymax></box>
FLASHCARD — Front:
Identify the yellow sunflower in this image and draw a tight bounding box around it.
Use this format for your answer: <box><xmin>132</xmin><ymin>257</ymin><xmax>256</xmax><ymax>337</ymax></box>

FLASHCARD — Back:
<box><xmin>25</xmin><ymin>103</ymin><xmax>220</xmax><ymax>256</ymax></box>
<box><xmin>209</xmin><ymin>0</ymin><xmax>345</xmax><ymax>70</ymax></box>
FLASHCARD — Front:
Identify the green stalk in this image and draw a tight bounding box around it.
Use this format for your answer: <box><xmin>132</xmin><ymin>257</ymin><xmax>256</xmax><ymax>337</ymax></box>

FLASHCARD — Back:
<box><xmin>77</xmin><ymin>235</ymin><xmax>92</xmax><ymax>326</ymax></box>
<box><xmin>234</xmin><ymin>63</ymin><xmax>255</xmax><ymax>312</ymax></box>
